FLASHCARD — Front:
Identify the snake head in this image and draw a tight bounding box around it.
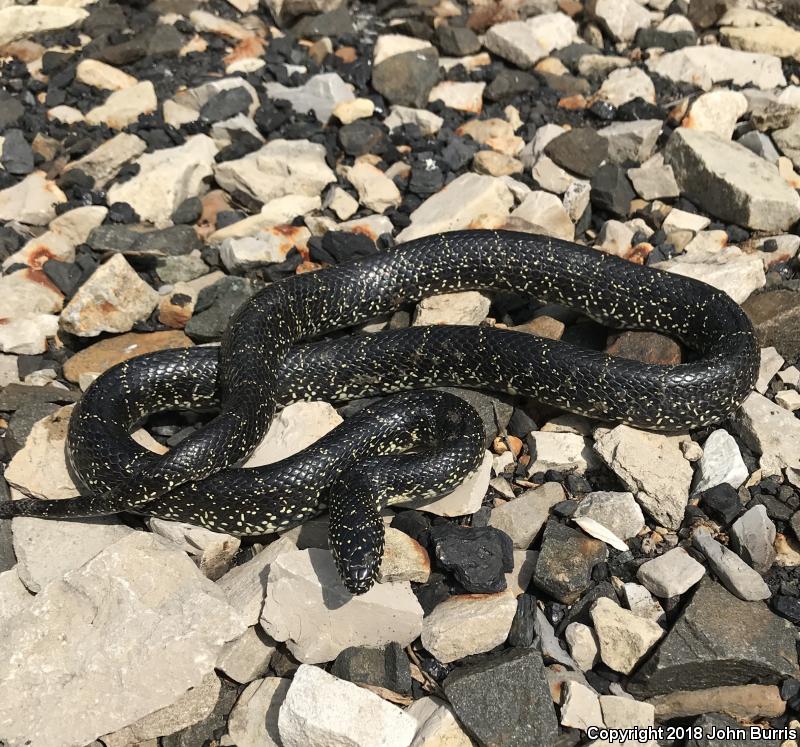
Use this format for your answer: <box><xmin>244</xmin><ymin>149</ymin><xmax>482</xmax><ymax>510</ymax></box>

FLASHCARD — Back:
<box><xmin>328</xmin><ymin>486</ymin><xmax>386</xmax><ymax>595</ymax></box>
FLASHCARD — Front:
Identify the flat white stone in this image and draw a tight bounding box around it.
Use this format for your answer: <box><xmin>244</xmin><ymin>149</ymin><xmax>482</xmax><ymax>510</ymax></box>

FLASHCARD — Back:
<box><xmin>622</xmin><ymin>582</ymin><xmax>666</xmax><ymax>624</ymax></box>
<box><xmin>637</xmin><ymin>547</ymin><xmax>706</xmax><ymax>598</ymax></box>
<box><xmin>0</xmin><ymin>314</ymin><xmax>59</xmax><ymax>355</ymax></box>
<box><xmin>0</xmin><ymin>272</ymin><xmax>63</xmax><ymax>316</ymax></box>
<box><xmin>428</xmin><ymin>81</ymin><xmax>485</xmax><ymax>113</ymax></box>
<box><xmin>76</xmin><ymin>59</ymin><xmax>137</xmax><ymax>91</ymax></box>
<box><xmin>648</xmin><ymin>45</ymin><xmax>786</xmax><ymax>91</ymax></box>
<box><xmin>565</xmin><ymin>622</ymin><xmax>600</xmax><ymax>671</ymax></box>
<box><xmin>373</xmin><ymin>34</ymin><xmax>433</xmax><ymax>66</ymax></box>
<box><xmin>596</xmin><ymin>67</ymin><xmax>656</xmax><ymax>106</ymax></box>
<box><xmin>421</xmin><ymin>592</ymin><xmax>517</xmax><ymax>663</ymax></box>
<box><xmin>278</xmin><ymin>664</ymin><xmax>418</xmax><ymax>747</ymax></box>
<box><xmin>228</xmin><ymin>676</ymin><xmax>288</xmax><ymax>747</ymax></box>
<box><xmin>85</xmin><ymin>81</ymin><xmax>157</xmax><ymax>129</ymax></box>
<box><xmin>529</xmin><ymin>432</ymin><xmax>598</xmax><ymax>475</ymax></box>
<box><xmin>560</xmin><ymin>680</ymin><xmax>604</xmax><ymax>730</ymax></box>
<box><xmin>0</xmin><ymin>171</ymin><xmax>67</xmax><ymax>226</ymax></box>
<box><xmin>406</xmin><ymin>696</ymin><xmax>472</xmax><ymax>747</ymax></box>
<box><xmin>730</xmin><ymin>505</ymin><xmax>777</xmax><ymax>574</ymax></box>
<box><xmin>385</xmin><ymin>105</ymin><xmax>444</xmax><ymax>136</ymax></box>
<box><xmin>483</xmin><ymin>13</ymin><xmax>578</xmax><ymax>68</ymax></box>
<box><xmin>65</xmin><ymin>132</ymin><xmax>147</xmax><ymax>188</ymax></box>
<box><xmin>692</xmin><ymin>429</ymin><xmax>749</xmax><ymax>494</ymax></box>
<box><xmin>511</xmin><ymin>190</ymin><xmax>574</xmax><ymax>241</ymax></box>
<box><xmin>756</xmin><ymin>346</ymin><xmax>785</xmax><ymax>393</ymax></box>
<box><xmin>0</xmin><ymin>532</ymin><xmax>245</xmax><ymax>747</ymax></box>
<box><xmin>0</xmin><ymin>4</ymin><xmax>87</xmax><ymax>45</ymax></box>
<box><xmin>733</xmin><ymin>391</ymin><xmax>800</xmax><ymax>474</ymax></box>
<box><xmin>489</xmin><ymin>482</ymin><xmax>565</xmax><ymax>549</ymax></box>
<box><xmin>108</xmin><ymin>134</ymin><xmax>218</xmax><ymax>228</ymax></box>
<box><xmin>347</xmin><ymin>162</ymin><xmax>402</xmax><ymax>213</ymax></box>
<box><xmin>692</xmin><ymin>527</ymin><xmax>771</xmax><ymax>601</ymax></box>
<box><xmin>594</xmin><ymin>426</ymin><xmax>693</xmax><ymax>530</ymax></box>
<box><xmin>413</xmin><ymin>290</ymin><xmax>491</xmax><ymax>326</ymax></box>
<box><xmin>216</xmin><ymin>626</ymin><xmax>276</xmax><ymax>684</ymax></box>
<box><xmin>588</xmin><ymin>0</ymin><xmax>652</xmax><ymax>42</ymax></box>
<box><xmin>591</xmin><ymin>597</ymin><xmax>664</xmax><ymax>675</ymax></box>
<box><xmin>260</xmin><ymin>548</ymin><xmax>423</xmax><ymax>664</ymax></box>
<box><xmin>573</xmin><ymin>491</ymin><xmax>645</xmax><ymax>542</ymax></box>
<box><xmin>264</xmin><ymin>73</ymin><xmax>354</xmax><ymax>123</ymax></box>
<box><xmin>682</xmin><ymin>90</ymin><xmax>748</xmax><ymax>140</ymax></box>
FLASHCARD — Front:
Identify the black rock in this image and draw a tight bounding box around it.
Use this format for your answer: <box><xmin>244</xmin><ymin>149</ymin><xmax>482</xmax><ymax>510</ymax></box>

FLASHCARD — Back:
<box><xmin>440</xmin><ymin>136</ymin><xmax>479</xmax><ymax>171</ymax></box>
<box><xmin>185</xmin><ymin>277</ymin><xmax>255</xmax><ymax>342</ymax></box>
<box><xmin>372</xmin><ymin>48</ymin><xmax>439</xmax><ymax>108</ymax></box>
<box><xmin>7</xmin><ymin>402</ymin><xmax>60</xmax><ymax>455</ymax></box>
<box><xmin>408</xmin><ymin>160</ymin><xmax>444</xmax><ymax>195</ymax></box>
<box><xmin>538</xmin><ymin>72</ymin><xmax>590</xmax><ymax>97</ymax></box>
<box><xmin>307</xmin><ymin>231</ymin><xmax>377</xmax><ymax>265</ymax></box>
<box><xmin>107</xmin><ymin>202</ymin><xmax>139</xmax><ymax>224</ymax></box>
<box><xmin>0</xmin><ymin>383</ymin><xmax>79</xmax><ymax>411</ymax></box>
<box><xmin>545</xmin><ymin>128</ymin><xmax>608</xmax><ymax>178</ymax></box>
<box><xmin>172</xmin><ymin>196</ymin><xmax>203</xmax><ymax>225</ymax></box>
<box><xmin>508</xmin><ymin>593</ymin><xmax>537</xmax><ymax>647</ymax></box>
<box><xmin>414</xmin><ymin>572</ymin><xmax>450</xmax><ymax>615</ymax></box>
<box><xmin>617</xmin><ymin>98</ymin><xmax>665</xmax><ymax>122</ymax></box>
<box><xmin>87</xmin><ymin>225</ymin><xmax>140</xmax><ymax>253</ymax></box>
<box><xmin>1</xmin><ymin>129</ymin><xmax>34</xmax><ymax>175</ymax></box>
<box><xmin>436</xmin><ymin>387</ymin><xmax>511</xmax><ymax>448</ymax></box>
<box><xmin>41</xmin><ymin>51</ymin><xmax>74</xmax><ymax>75</ymax></box>
<box><xmin>338</xmin><ymin>120</ymin><xmax>387</xmax><ymax>156</ymax></box>
<box><xmin>590</xmin><ymin>164</ymin><xmax>636</xmax><ymax>217</ymax></box>
<box><xmin>0</xmin><ymin>93</ymin><xmax>24</xmax><ymax>132</ymax></box>
<box><xmin>134</xmin><ymin>225</ymin><xmax>203</xmax><ymax>256</ymax></box>
<box><xmin>628</xmin><ymin>578</ymin><xmax>800</xmax><ymax>697</ymax></box>
<box><xmin>0</xmin><ymin>517</ymin><xmax>15</xmax><ymax>574</ymax></box>
<box><xmin>331</xmin><ymin>643</ymin><xmax>412</xmax><ymax>693</ymax></box>
<box><xmin>391</xmin><ymin>510</ymin><xmax>431</xmax><ymax>544</ymax></box>
<box><xmin>215</xmin><ymin>131</ymin><xmax>263</xmax><ymax>162</ymax></box>
<box><xmin>532</xmin><ymin>521</ymin><xmax>607</xmax><ymax>604</ymax></box>
<box><xmin>485</xmin><ymin>69</ymin><xmax>539</xmax><ymax>102</ymax></box>
<box><xmin>200</xmin><ymin>87</ymin><xmax>253</xmax><ymax>123</ymax></box>
<box><xmin>436</xmin><ymin>25</ymin><xmax>481</xmax><ymax>56</ymax></box>
<box><xmin>634</xmin><ymin>28</ymin><xmax>696</xmax><ymax>51</ymax></box>
<box><xmin>791</xmin><ymin>510</ymin><xmax>800</xmax><ymax>542</ymax></box>
<box><xmin>290</xmin><ymin>4</ymin><xmax>355</xmax><ymax>38</ymax></box>
<box><xmin>58</xmin><ymin>169</ymin><xmax>95</xmax><ymax>192</ymax></box>
<box><xmin>772</xmin><ymin>594</ymin><xmax>800</xmax><ymax>624</ymax></box>
<box><xmin>443</xmin><ymin>649</ymin><xmax>559</xmax><ymax>747</ymax></box>
<box><xmin>686</xmin><ymin>713</ymin><xmax>782</xmax><ymax>747</ymax></box>
<box><xmin>43</xmin><ymin>259</ymin><xmax>83</xmax><ymax>297</ymax></box>
<box><xmin>698</xmin><ymin>483</ymin><xmax>743</xmax><ymax>526</ymax></box>
<box><xmin>428</xmin><ymin>524</ymin><xmax>513</xmax><ymax>593</ymax></box>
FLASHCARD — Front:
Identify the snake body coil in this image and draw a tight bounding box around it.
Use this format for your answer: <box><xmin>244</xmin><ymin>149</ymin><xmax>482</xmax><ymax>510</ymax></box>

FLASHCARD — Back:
<box><xmin>0</xmin><ymin>230</ymin><xmax>759</xmax><ymax>592</ymax></box>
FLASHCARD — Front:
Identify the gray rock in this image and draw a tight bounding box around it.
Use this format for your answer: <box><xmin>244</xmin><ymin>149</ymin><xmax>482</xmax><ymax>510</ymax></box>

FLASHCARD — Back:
<box><xmin>732</xmin><ymin>391</ymin><xmax>800</xmax><ymax>475</ymax></box>
<box><xmin>215</xmin><ymin>626</ymin><xmax>276</xmax><ymax>684</ymax></box>
<box><xmin>185</xmin><ymin>276</ymin><xmax>256</xmax><ymax>342</ymax></box>
<box><xmin>692</xmin><ymin>527</ymin><xmax>771</xmax><ymax>601</ymax></box>
<box><xmin>738</xmin><ymin>130</ymin><xmax>780</xmax><ymax>163</ymax></box>
<box><xmin>443</xmin><ymin>649</ymin><xmax>559</xmax><ymax>747</ymax></box>
<box><xmin>692</xmin><ymin>429</ymin><xmax>749</xmax><ymax>494</ymax></box>
<box><xmin>0</xmin><ymin>532</ymin><xmax>245</xmax><ymax>746</ymax></box>
<box><xmin>227</xmin><ymin>676</ymin><xmax>288</xmax><ymax>747</ymax></box>
<box><xmin>591</xmin><ymin>597</ymin><xmax>664</xmax><ymax>675</ymax></box>
<box><xmin>664</xmin><ymin>127</ymin><xmax>800</xmax><ymax>232</ymax></box>
<box><xmin>372</xmin><ymin>48</ymin><xmax>439</xmax><ymax>108</ymax></box>
<box><xmin>488</xmin><ymin>483</ymin><xmax>565</xmax><ymax>548</ymax></box>
<box><xmin>264</xmin><ymin>73</ymin><xmax>354</xmax><ymax>123</ymax></box>
<box><xmin>573</xmin><ymin>491</ymin><xmax>645</xmax><ymax>542</ymax></box>
<box><xmin>544</xmin><ymin>128</ymin><xmax>608</xmax><ymax>178</ymax></box>
<box><xmin>687</xmin><ymin>713</ymin><xmax>783</xmax><ymax>747</ymax></box>
<box><xmin>628</xmin><ymin>578</ymin><xmax>799</xmax><ymax>697</ymax></box>
<box><xmin>330</xmin><ymin>642</ymin><xmax>412</xmax><ymax>693</ymax></box>
<box><xmin>163</xmin><ymin>678</ymin><xmax>240</xmax><ymax>747</ymax></box>
<box><xmin>730</xmin><ymin>505</ymin><xmax>777</xmax><ymax>574</ymax></box>
<box><xmin>743</xmin><ymin>288</ymin><xmax>800</xmax><ymax>360</ymax></box>
<box><xmin>1</xmin><ymin>129</ymin><xmax>34</xmax><ymax>175</ymax></box>
<box><xmin>532</xmin><ymin>521</ymin><xmax>607</xmax><ymax>604</ymax></box>
<box><xmin>598</xmin><ymin>120</ymin><xmax>662</xmax><ymax>165</ymax></box>
<box><xmin>628</xmin><ymin>154</ymin><xmax>681</xmax><ymax>200</ymax></box>
<box><xmin>636</xmin><ymin>547</ymin><xmax>706</xmax><ymax>598</ymax></box>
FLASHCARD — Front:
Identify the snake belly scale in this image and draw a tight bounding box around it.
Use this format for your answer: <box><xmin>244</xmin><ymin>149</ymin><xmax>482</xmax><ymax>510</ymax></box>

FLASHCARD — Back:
<box><xmin>0</xmin><ymin>230</ymin><xmax>759</xmax><ymax>593</ymax></box>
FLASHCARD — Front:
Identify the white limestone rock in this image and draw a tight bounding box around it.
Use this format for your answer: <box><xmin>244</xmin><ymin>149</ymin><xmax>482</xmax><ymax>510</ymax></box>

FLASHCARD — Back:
<box><xmin>377</xmin><ymin>527</ymin><xmax>431</xmax><ymax>584</ymax></box>
<box><xmin>346</xmin><ymin>161</ymin><xmax>402</xmax><ymax>213</ymax></box>
<box><xmin>421</xmin><ymin>592</ymin><xmax>517</xmax><ymax>663</ymax></box>
<box><xmin>483</xmin><ymin>13</ymin><xmax>578</xmax><ymax>68</ymax></box>
<box><xmin>216</xmin><ymin>626</ymin><xmax>277</xmax><ymax>684</ymax></box>
<box><xmin>593</xmin><ymin>426</ymin><xmax>693</xmax><ymax>530</ymax></box>
<box><xmin>228</xmin><ymin>676</ymin><xmax>288</xmax><ymax>747</ymax></box>
<box><xmin>732</xmin><ymin>391</ymin><xmax>800</xmax><ymax>474</ymax></box>
<box><xmin>385</xmin><ymin>106</ymin><xmax>444</xmax><ymax>136</ymax></box>
<box><xmin>730</xmin><ymin>505</ymin><xmax>777</xmax><ymax>574</ymax></box>
<box><xmin>264</xmin><ymin>73</ymin><xmax>354</xmax><ymax>123</ymax></box>
<box><xmin>260</xmin><ymin>548</ymin><xmax>423</xmax><ymax>664</ymax></box>
<box><xmin>590</xmin><ymin>597</ymin><xmax>664</xmax><ymax>675</ymax></box>
<box><xmin>148</xmin><ymin>518</ymin><xmax>241</xmax><ymax>580</ymax></box>
<box><xmin>108</xmin><ymin>134</ymin><xmax>218</xmax><ymax>228</ymax></box>
<box><xmin>648</xmin><ymin>46</ymin><xmax>786</xmax><ymax>90</ymax></box>
<box><xmin>664</xmin><ymin>128</ymin><xmax>800</xmax><ymax>232</ymax></box>
<box><xmin>489</xmin><ymin>482</ymin><xmax>565</xmax><ymax>549</ymax></box>
<box><xmin>529</xmin><ymin>431</ymin><xmax>599</xmax><ymax>475</ymax></box>
<box><xmin>756</xmin><ymin>346</ymin><xmax>785</xmax><ymax>393</ymax></box>
<box><xmin>0</xmin><ymin>532</ymin><xmax>246</xmax><ymax>747</ymax></box>
<box><xmin>0</xmin><ymin>314</ymin><xmax>59</xmax><ymax>355</ymax></box>
<box><xmin>692</xmin><ymin>429</ymin><xmax>749</xmax><ymax>494</ymax></box>
<box><xmin>85</xmin><ymin>81</ymin><xmax>158</xmax><ymax>129</ymax></box>
<box><xmin>0</xmin><ymin>4</ymin><xmax>87</xmax><ymax>45</ymax></box>
<box><xmin>692</xmin><ymin>527</ymin><xmax>771</xmax><ymax>601</ymax></box>
<box><xmin>65</xmin><ymin>132</ymin><xmax>147</xmax><ymax>188</ymax></box>
<box><xmin>565</xmin><ymin>622</ymin><xmax>600</xmax><ymax>671</ymax></box>
<box><xmin>413</xmin><ymin>290</ymin><xmax>491</xmax><ymax>326</ymax></box>
<box><xmin>682</xmin><ymin>90</ymin><xmax>748</xmax><ymax>140</ymax></box>
<box><xmin>60</xmin><ymin>253</ymin><xmax>159</xmax><ymax>336</ymax></box>
<box><xmin>560</xmin><ymin>680</ymin><xmax>604</xmax><ymax>730</ymax></box>
<box><xmin>244</xmin><ymin>400</ymin><xmax>342</xmax><ymax>467</ymax></box>
<box><xmin>599</xmin><ymin>119</ymin><xmax>662</xmax><ymax>164</ymax></box>
<box><xmin>622</xmin><ymin>582</ymin><xmax>666</xmax><ymax>624</ymax></box>
<box><xmin>573</xmin><ymin>491</ymin><xmax>645</xmax><ymax>543</ymax></box>
<box><xmin>588</xmin><ymin>0</ymin><xmax>652</xmax><ymax>42</ymax></box>
<box><xmin>278</xmin><ymin>664</ymin><xmax>418</xmax><ymax>747</ymax></box>
<box><xmin>511</xmin><ymin>190</ymin><xmax>574</xmax><ymax>241</ymax></box>
<box><xmin>75</xmin><ymin>59</ymin><xmax>138</xmax><ymax>91</ymax></box>
<box><xmin>636</xmin><ymin>547</ymin><xmax>706</xmax><ymax>598</ymax></box>
<box><xmin>406</xmin><ymin>696</ymin><xmax>472</xmax><ymax>747</ymax></box>
<box><xmin>214</xmin><ymin>138</ymin><xmax>336</xmax><ymax>207</ymax></box>
<box><xmin>416</xmin><ymin>450</ymin><xmax>493</xmax><ymax>517</ymax></box>
<box><xmin>219</xmin><ymin>227</ymin><xmax>311</xmax><ymax>272</ymax></box>
<box><xmin>596</xmin><ymin>67</ymin><xmax>656</xmax><ymax>106</ymax></box>
<box><xmin>0</xmin><ymin>171</ymin><xmax>66</xmax><ymax>226</ymax></box>
<box><xmin>396</xmin><ymin>172</ymin><xmax>515</xmax><ymax>242</ymax></box>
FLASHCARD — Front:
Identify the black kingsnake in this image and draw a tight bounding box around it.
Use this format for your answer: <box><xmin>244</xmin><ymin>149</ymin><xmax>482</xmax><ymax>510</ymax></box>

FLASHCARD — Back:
<box><xmin>0</xmin><ymin>230</ymin><xmax>759</xmax><ymax>593</ymax></box>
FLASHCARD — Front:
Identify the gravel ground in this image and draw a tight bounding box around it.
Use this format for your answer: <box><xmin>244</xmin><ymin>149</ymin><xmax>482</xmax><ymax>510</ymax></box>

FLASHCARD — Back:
<box><xmin>0</xmin><ymin>0</ymin><xmax>800</xmax><ymax>745</ymax></box>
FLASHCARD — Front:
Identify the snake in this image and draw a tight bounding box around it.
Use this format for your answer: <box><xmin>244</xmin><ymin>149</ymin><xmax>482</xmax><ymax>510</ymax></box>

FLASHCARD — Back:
<box><xmin>0</xmin><ymin>229</ymin><xmax>759</xmax><ymax>593</ymax></box>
